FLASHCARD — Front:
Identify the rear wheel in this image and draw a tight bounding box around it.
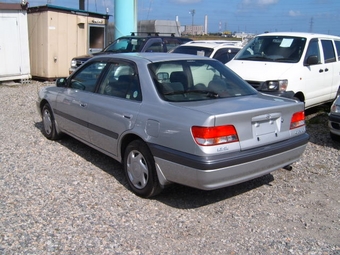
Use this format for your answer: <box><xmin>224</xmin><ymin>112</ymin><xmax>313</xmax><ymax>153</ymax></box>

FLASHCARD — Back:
<box><xmin>123</xmin><ymin>140</ymin><xmax>162</xmax><ymax>198</ymax></box>
<box><xmin>41</xmin><ymin>103</ymin><xmax>62</xmax><ymax>140</ymax></box>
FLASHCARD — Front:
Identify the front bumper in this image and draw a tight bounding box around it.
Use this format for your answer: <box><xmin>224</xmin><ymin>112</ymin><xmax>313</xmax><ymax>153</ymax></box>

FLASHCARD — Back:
<box><xmin>329</xmin><ymin>113</ymin><xmax>340</xmax><ymax>136</ymax></box>
<box><xmin>150</xmin><ymin>133</ymin><xmax>309</xmax><ymax>190</ymax></box>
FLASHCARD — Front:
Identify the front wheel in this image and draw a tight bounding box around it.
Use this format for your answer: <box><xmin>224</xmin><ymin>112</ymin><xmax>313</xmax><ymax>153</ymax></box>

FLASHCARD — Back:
<box><xmin>123</xmin><ymin>140</ymin><xmax>162</xmax><ymax>198</ymax></box>
<box><xmin>41</xmin><ymin>103</ymin><xmax>62</xmax><ymax>140</ymax></box>
<box><xmin>330</xmin><ymin>132</ymin><xmax>340</xmax><ymax>142</ymax></box>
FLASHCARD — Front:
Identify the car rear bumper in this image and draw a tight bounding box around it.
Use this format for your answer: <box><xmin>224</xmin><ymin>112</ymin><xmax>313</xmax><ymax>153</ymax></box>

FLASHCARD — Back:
<box><xmin>150</xmin><ymin>133</ymin><xmax>309</xmax><ymax>190</ymax></box>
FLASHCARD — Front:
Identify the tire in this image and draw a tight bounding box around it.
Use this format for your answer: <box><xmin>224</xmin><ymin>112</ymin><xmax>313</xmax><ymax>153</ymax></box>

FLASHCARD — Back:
<box><xmin>41</xmin><ymin>103</ymin><xmax>62</xmax><ymax>140</ymax></box>
<box><xmin>123</xmin><ymin>140</ymin><xmax>162</xmax><ymax>198</ymax></box>
<box><xmin>330</xmin><ymin>132</ymin><xmax>340</xmax><ymax>142</ymax></box>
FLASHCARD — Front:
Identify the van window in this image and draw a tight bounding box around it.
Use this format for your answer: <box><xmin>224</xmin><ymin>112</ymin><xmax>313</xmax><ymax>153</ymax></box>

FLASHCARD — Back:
<box><xmin>305</xmin><ymin>39</ymin><xmax>321</xmax><ymax>64</ymax></box>
<box><xmin>321</xmin><ymin>40</ymin><xmax>336</xmax><ymax>63</ymax></box>
<box><xmin>334</xmin><ymin>41</ymin><xmax>340</xmax><ymax>60</ymax></box>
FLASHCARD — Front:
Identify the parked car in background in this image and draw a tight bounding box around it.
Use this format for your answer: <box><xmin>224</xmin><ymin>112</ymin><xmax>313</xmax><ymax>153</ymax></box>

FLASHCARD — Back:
<box><xmin>170</xmin><ymin>40</ymin><xmax>243</xmax><ymax>64</ymax></box>
<box><xmin>329</xmin><ymin>95</ymin><xmax>340</xmax><ymax>141</ymax></box>
<box><xmin>37</xmin><ymin>53</ymin><xmax>309</xmax><ymax>198</ymax></box>
<box><xmin>69</xmin><ymin>33</ymin><xmax>192</xmax><ymax>73</ymax></box>
<box><xmin>227</xmin><ymin>32</ymin><xmax>340</xmax><ymax>109</ymax></box>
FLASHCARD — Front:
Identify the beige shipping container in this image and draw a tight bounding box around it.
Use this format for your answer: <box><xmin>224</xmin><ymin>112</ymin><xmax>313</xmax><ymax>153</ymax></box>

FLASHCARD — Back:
<box><xmin>27</xmin><ymin>5</ymin><xmax>109</xmax><ymax>80</ymax></box>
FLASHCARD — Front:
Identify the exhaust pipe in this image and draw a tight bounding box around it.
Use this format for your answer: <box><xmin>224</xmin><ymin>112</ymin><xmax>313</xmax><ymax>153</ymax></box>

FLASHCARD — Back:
<box><xmin>283</xmin><ymin>165</ymin><xmax>292</xmax><ymax>171</ymax></box>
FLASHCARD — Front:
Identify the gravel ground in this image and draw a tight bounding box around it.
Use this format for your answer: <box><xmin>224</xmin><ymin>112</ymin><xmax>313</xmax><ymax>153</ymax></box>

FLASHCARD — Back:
<box><xmin>0</xmin><ymin>82</ymin><xmax>340</xmax><ymax>255</ymax></box>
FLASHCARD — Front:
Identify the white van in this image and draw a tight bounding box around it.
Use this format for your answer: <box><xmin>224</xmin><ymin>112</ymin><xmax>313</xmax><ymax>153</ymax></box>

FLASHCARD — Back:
<box><xmin>226</xmin><ymin>32</ymin><xmax>340</xmax><ymax>109</ymax></box>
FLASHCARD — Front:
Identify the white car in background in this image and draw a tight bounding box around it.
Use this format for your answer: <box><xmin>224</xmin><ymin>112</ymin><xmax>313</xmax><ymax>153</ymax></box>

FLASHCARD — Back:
<box><xmin>170</xmin><ymin>40</ymin><xmax>243</xmax><ymax>64</ymax></box>
<box><xmin>227</xmin><ymin>32</ymin><xmax>340</xmax><ymax>109</ymax></box>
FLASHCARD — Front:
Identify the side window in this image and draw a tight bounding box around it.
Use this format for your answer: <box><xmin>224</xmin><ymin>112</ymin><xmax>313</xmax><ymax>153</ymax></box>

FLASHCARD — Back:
<box><xmin>164</xmin><ymin>38</ymin><xmax>180</xmax><ymax>52</ymax></box>
<box><xmin>334</xmin><ymin>41</ymin><xmax>340</xmax><ymax>61</ymax></box>
<box><xmin>98</xmin><ymin>63</ymin><xmax>142</xmax><ymax>101</ymax></box>
<box><xmin>70</xmin><ymin>62</ymin><xmax>107</xmax><ymax>92</ymax></box>
<box><xmin>305</xmin><ymin>39</ymin><xmax>321</xmax><ymax>64</ymax></box>
<box><xmin>145</xmin><ymin>41</ymin><xmax>163</xmax><ymax>52</ymax></box>
<box><xmin>214</xmin><ymin>49</ymin><xmax>239</xmax><ymax>64</ymax></box>
<box><xmin>321</xmin><ymin>40</ymin><xmax>336</xmax><ymax>63</ymax></box>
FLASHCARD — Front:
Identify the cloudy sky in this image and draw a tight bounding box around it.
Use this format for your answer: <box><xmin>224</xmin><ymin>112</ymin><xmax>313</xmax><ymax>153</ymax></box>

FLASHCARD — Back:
<box><xmin>7</xmin><ymin>0</ymin><xmax>340</xmax><ymax>35</ymax></box>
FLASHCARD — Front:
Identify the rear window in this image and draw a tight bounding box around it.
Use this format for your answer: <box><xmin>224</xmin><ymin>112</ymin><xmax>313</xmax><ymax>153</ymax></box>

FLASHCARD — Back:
<box><xmin>148</xmin><ymin>59</ymin><xmax>256</xmax><ymax>102</ymax></box>
<box><xmin>172</xmin><ymin>46</ymin><xmax>214</xmax><ymax>57</ymax></box>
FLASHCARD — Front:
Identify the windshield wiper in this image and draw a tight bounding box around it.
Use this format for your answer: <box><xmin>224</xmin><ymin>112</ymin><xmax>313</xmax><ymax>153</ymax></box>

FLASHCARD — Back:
<box><xmin>274</xmin><ymin>58</ymin><xmax>298</xmax><ymax>63</ymax></box>
<box><xmin>237</xmin><ymin>55</ymin><xmax>273</xmax><ymax>61</ymax></box>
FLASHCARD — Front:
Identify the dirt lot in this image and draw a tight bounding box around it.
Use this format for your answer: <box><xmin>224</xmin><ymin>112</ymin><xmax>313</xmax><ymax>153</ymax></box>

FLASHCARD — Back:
<box><xmin>0</xmin><ymin>82</ymin><xmax>339</xmax><ymax>254</ymax></box>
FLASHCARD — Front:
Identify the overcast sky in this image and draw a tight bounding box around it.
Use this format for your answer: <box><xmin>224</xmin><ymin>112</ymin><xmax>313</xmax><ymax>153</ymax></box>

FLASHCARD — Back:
<box><xmin>7</xmin><ymin>0</ymin><xmax>340</xmax><ymax>35</ymax></box>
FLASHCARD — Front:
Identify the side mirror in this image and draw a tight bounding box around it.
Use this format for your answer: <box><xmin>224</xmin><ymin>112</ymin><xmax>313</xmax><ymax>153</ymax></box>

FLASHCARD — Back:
<box><xmin>305</xmin><ymin>55</ymin><xmax>319</xmax><ymax>66</ymax></box>
<box><xmin>56</xmin><ymin>78</ymin><xmax>67</xmax><ymax>87</ymax></box>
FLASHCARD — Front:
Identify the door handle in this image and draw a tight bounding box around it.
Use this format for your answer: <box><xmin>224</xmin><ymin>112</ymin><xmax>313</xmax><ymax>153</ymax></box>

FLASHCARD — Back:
<box><xmin>325</xmin><ymin>68</ymin><xmax>329</xmax><ymax>72</ymax></box>
<box><xmin>123</xmin><ymin>114</ymin><xmax>133</xmax><ymax>119</ymax></box>
<box><xmin>319</xmin><ymin>69</ymin><xmax>324</xmax><ymax>73</ymax></box>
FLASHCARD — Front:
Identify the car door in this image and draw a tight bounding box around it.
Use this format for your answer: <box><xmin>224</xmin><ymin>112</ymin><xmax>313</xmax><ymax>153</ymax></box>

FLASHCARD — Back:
<box><xmin>321</xmin><ymin>39</ymin><xmax>338</xmax><ymax>100</ymax></box>
<box><xmin>302</xmin><ymin>38</ymin><xmax>330</xmax><ymax>106</ymax></box>
<box><xmin>87</xmin><ymin>61</ymin><xmax>142</xmax><ymax>157</ymax></box>
<box><xmin>55</xmin><ymin>61</ymin><xmax>108</xmax><ymax>142</ymax></box>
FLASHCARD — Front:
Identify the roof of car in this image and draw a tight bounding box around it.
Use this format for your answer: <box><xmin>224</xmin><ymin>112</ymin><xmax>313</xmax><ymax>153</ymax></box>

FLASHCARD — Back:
<box><xmin>257</xmin><ymin>32</ymin><xmax>340</xmax><ymax>39</ymax></box>
<box><xmin>90</xmin><ymin>52</ymin><xmax>215</xmax><ymax>63</ymax></box>
<box><xmin>118</xmin><ymin>35</ymin><xmax>191</xmax><ymax>40</ymax></box>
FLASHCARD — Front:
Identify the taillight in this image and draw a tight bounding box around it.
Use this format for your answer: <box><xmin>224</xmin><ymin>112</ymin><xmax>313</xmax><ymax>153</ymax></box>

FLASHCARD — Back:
<box><xmin>191</xmin><ymin>125</ymin><xmax>239</xmax><ymax>146</ymax></box>
<box><xmin>290</xmin><ymin>111</ymin><xmax>305</xmax><ymax>129</ymax></box>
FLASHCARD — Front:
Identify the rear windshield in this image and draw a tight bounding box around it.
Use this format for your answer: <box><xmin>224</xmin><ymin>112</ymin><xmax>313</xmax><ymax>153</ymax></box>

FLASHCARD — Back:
<box><xmin>172</xmin><ymin>46</ymin><xmax>214</xmax><ymax>57</ymax></box>
<box><xmin>235</xmin><ymin>36</ymin><xmax>307</xmax><ymax>63</ymax></box>
<box><xmin>148</xmin><ymin>59</ymin><xmax>257</xmax><ymax>102</ymax></box>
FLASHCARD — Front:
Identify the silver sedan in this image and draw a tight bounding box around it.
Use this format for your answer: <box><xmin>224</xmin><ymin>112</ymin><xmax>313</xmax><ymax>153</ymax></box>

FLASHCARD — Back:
<box><xmin>37</xmin><ymin>53</ymin><xmax>309</xmax><ymax>197</ymax></box>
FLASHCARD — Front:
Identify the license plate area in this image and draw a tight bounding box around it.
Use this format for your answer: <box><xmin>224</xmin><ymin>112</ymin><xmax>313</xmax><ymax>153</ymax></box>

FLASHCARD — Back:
<box><xmin>252</xmin><ymin>113</ymin><xmax>281</xmax><ymax>139</ymax></box>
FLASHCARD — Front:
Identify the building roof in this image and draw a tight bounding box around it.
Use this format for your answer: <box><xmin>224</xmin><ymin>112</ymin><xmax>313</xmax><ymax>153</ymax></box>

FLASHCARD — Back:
<box><xmin>27</xmin><ymin>4</ymin><xmax>110</xmax><ymax>19</ymax></box>
<box><xmin>0</xmin><ymin>2</ymin><xmax>28</xmax><ymax>10</ymax></box>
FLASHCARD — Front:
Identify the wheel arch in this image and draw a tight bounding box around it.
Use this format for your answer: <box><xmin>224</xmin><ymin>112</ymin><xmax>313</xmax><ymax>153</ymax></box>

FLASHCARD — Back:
<box><xmin>119</xmin><ymin>133</ymin><xmax>147</xmax><ymax>162</ymax></box>
<box><xmin>39</xmin><ymin>99</ymin><xmax>50</xmax><ymax>113</ymax></box>
<box><xmin>293</xmin><ymin>91</ymin><xmax>305</xmax><ymax>103</ymax></box>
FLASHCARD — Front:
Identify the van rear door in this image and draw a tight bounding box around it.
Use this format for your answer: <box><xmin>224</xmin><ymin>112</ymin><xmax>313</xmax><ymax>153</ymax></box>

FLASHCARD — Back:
<box><xmin>321</xmin><ymin>39</ymin><xmax>339</xmax><ymax>100</ymax></box>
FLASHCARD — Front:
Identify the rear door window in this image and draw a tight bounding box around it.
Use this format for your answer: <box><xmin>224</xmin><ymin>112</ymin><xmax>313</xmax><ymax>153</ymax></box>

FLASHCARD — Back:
<box><xmin>321</xmin><ymin>40</ymin><xmax>336</xmax><ymax>63</ymax></box>
<box><xmin>164</xmin><ymin>38</ymin><xmax>181</xmax><ymax>52</ymax></box>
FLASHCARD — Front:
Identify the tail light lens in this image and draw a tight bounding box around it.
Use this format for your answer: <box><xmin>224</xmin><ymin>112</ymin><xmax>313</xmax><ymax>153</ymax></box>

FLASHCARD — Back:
<box><xmin>290</xmin><ymin>111</ymin><xmax>305</xmax><ymax>129</ymax></box>
<box><xmin>191</xmin><ymin>125</ymin><xmax>239</xmax><ymax>146</ymax></box>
